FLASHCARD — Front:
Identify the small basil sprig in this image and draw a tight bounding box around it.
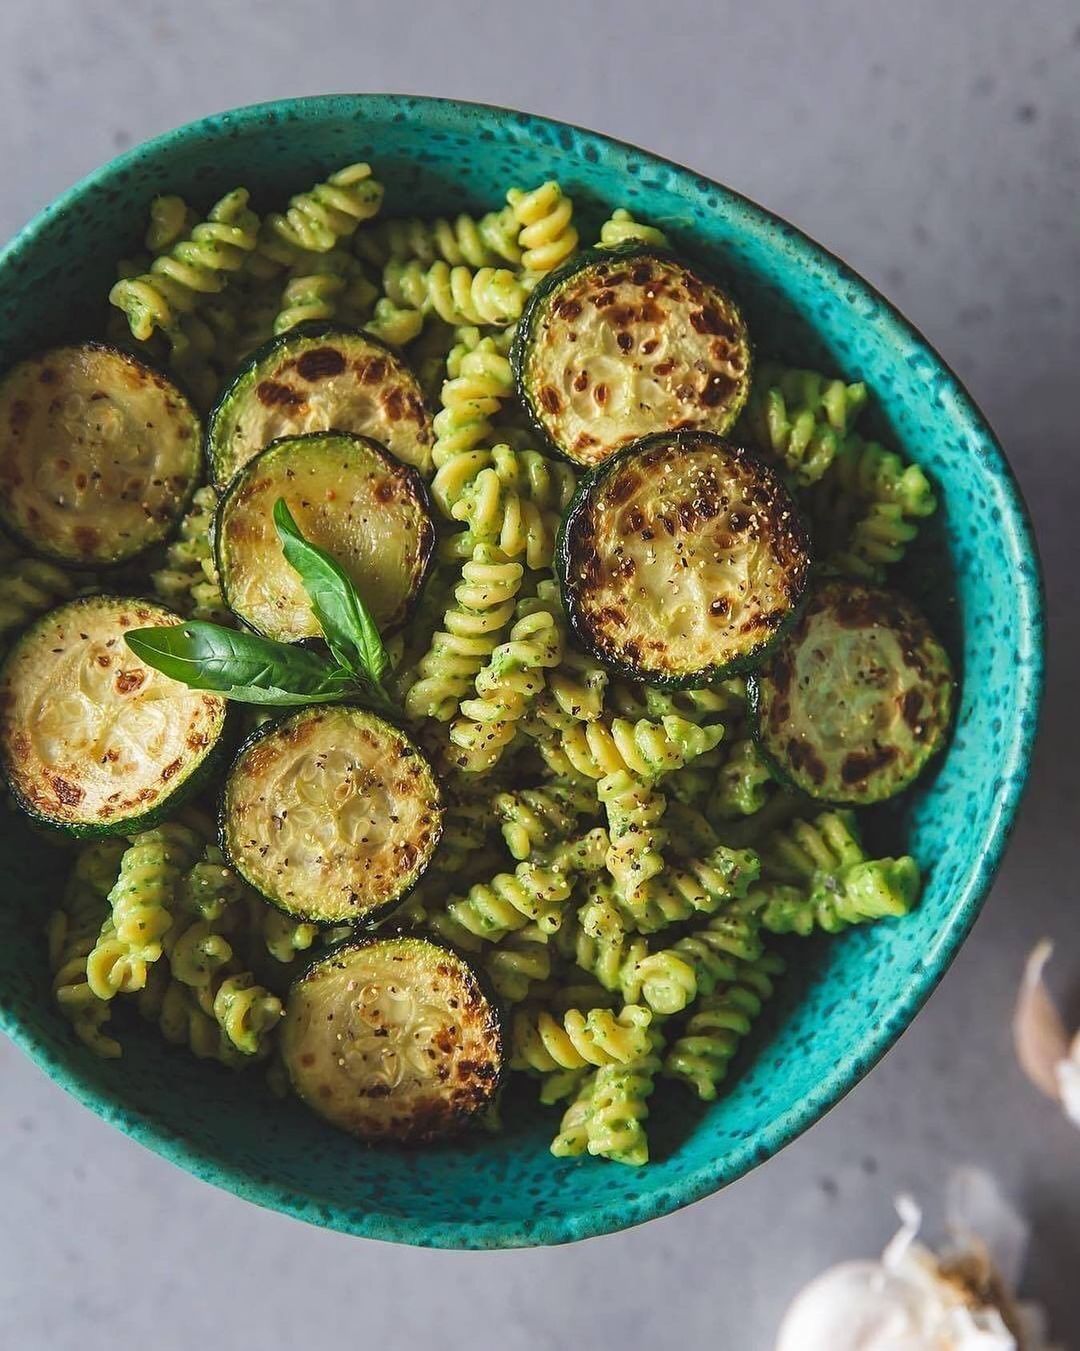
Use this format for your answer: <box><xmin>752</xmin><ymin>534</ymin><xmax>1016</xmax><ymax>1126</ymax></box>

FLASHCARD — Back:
<box><xmin>125</xmin><ymin>622</ymin><xmax>353</xmax><ymax>706</ymax></box>
<box><xmin>126</xmin><ymin>498</ymin><xmax>395</xmax><ymax>712</ymax></box>
<box><xmin>272</xmin><ymin>498</ymin><xmax>391</xmax><ymax>695</ymax></box>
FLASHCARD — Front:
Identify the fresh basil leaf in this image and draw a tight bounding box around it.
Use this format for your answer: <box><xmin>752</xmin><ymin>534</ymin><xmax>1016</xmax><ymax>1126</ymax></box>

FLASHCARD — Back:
<box><xmin>125</xmin><ymin>622</ymin><xmax>351</xmax><ymax>706</ymax></box>
<box><xmin>272</xmin><ymin>497</ymin><xmax>392</xmax><ymax>693</ymax></box>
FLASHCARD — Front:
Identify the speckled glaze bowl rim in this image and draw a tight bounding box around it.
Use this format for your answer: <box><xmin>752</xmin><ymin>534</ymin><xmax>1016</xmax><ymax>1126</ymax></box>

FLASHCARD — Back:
<box><xmin>0</xmin><ymin>93</ymin><xmax>1045</xmax><ymax>1249</ymax></box>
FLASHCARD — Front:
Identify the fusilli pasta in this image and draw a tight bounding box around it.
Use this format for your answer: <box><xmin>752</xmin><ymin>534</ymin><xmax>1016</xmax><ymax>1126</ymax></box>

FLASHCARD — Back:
<box><xmin>741</xmin><ymin>363</ymin><xmax>868</xmax><ymax>485</ymax></box>
<box><xmin>663</xmin><ymin>951</ymin><xmax>784</xmax><ymax>1100</ymax></box>
<box><xmin>506</xmin><ymin>181</ymin><xmax>579</xmax><ymax>275</ymax></box>
<box><xmin>512</xmin><ymin>1003</ymin><xmax>653</xmax><ymax>1073</ymax></box>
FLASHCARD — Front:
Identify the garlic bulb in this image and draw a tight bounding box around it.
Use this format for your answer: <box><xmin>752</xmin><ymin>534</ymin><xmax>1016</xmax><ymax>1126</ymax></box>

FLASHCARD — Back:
<box><xmin>776</xmin><ymin>1180</ymin><xmax>1057</xmax><ymax>1351</ymax></box>
<box><xmin>1013</xmin><ymin>940</ymin><xmax>1080</xmax><ymax>1127</ymax></box>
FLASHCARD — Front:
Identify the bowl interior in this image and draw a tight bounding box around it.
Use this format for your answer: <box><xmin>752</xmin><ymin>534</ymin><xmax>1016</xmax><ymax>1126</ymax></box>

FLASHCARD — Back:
<box><xmin>0</xmin><ymin>95</ymin><xmax>1042</xmax><ymax>1247</ymax></box>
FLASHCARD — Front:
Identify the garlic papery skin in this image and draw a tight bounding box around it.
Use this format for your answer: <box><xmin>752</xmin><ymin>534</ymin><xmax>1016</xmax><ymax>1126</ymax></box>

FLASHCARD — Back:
<box><xmin>1013</xmin><ymin>940</ymin><xmax>1080</xmax><ymax>1128</ymax></box>
<box><xmin>775</xmin><ymin>1250</ymin><xmax>1016</xmax><ymax>1351</ymax></box>
<box><xmin>776</xmin><ymin>1199</ymin><xmax>1019</xmax><ymax>1351</ymax></box>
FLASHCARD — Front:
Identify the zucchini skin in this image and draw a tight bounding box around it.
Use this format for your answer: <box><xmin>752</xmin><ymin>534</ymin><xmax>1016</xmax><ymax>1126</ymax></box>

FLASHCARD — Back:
<box><xmin>0</xmin><ymin>594</ymin><xmax>230</xmax><ymax>839</ymax></box>
<box><xmin>283</xmin><ymin>933</ymin><xmax>504</xmax><ymax>1144</ymax></box>
<box><xmin>512</xmin><ymin>243</ymin><xmax>753</xmax><ymax>469</ymax></box>
<box><xmin>748</xmin><ymin>580</ymin><xmax>956</xmax><ymax>805</ymax></box>
<box><xmin>0</xmin><ymin>342</ymin><xmax>202</xmax><ymax>568</ymax></box>
<box><xmin>219</xmin><ymin>704</ymin><xmax>444</xmax><ymax>926</ymax></box>
<box><xmin>205</xmin><ymin>322</ymin><xmax>433</xmax><ymax>488</ymax></box>
<box><xmin>555</xmin><ymin>431</ymin><xmax>811</xmax><ymax>689</ymax></box>
<box><xmin>212</xmin><ymin>430</ymin><xmax>436</xmax><ymax>641</ymax></box>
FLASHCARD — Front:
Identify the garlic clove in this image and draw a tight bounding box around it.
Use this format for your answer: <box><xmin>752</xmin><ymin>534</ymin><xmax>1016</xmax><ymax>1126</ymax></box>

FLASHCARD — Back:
<box><xmin>1013</xmin><ymin>940</ymin><xmax>1070</xmax><ymax>1102</ymax></box>
<box><xmin>775</xmin><ymin>1182</ymin><xmax>1060</xmax><ymax>1351</ymax></box>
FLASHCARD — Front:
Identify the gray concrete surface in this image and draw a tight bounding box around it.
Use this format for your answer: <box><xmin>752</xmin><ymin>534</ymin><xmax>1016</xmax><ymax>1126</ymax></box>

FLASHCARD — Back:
<box><xmin>1</xmin><ymin>2</ymin><xmax>1078</xmax><ymax>1347</ymax></box>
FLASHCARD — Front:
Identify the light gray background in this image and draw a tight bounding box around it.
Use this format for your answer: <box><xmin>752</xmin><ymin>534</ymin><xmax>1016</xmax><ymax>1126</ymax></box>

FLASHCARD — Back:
<box><xmin>1</xmin><ymin>2</ymin><xmax>1077</xmax><ymax>1347</ymax></box>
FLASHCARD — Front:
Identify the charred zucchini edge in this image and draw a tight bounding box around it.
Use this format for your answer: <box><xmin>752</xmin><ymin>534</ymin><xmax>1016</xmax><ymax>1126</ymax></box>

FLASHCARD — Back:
<box><xmin>555</xmin><ymin>431</ymin><xmax>812</xmax><ymax>688</ymax></box>
<box><xmin>219</xmin><ymin>704</ymin><xmax>444</xmax><ymax>925</ymax></box>
<box><xmin>213</xmin><ymin>430</ymin><xmax>436</xmax><ymax>641</ymax></box>
<box><xmin>206</xmin><ymin>322</ymin><xmax>433</xmax><ymax>489</ymax></box>
<box><xmin>0</xmin><ymin>341</ymin><xmax>202</xmax><ymax>567</ymax></box>
<box><xmin>512</xmin><ymin>243</ymin><xmax>753</xmax><ymax>468</ymax></box>
<box><xmin>282</xmin><ymin>934</ymin><xmax>505</xmax><ymax>1143</ymax></box>
<box><xmin>0</xmin><ymin>594</ymin><xmax>229</xmax><ymax>838</ymax></box>
<box><xmin>748</xmin><ymin>579</ymin><xmax>956</xmax><ymax>805</ymax></box>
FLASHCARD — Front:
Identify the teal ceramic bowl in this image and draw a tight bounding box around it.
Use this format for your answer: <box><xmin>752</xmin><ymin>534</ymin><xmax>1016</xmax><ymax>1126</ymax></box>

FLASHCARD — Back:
<box><xmin>0</xmin><ymin>94</ymin><xmax>1043</xmax><ymax>1248</ymax></box>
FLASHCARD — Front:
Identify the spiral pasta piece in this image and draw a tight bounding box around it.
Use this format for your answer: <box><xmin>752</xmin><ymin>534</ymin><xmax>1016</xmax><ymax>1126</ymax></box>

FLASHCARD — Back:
<box><xmin>632</xmin><ymin>911</ymin><xmax>765</xmax><ymax>1016</ymax></box>
<box><xmin>354</xmin><ymin>207</ymin><xmax>522</xmax><ymax>269</ymax></box>
<box><xmin>255</xmin><ymin>162</ymin><xmax>383</xmax><ymax>264</ymax></box>
<box><xmin>536</xmin><ymin>713</ymin><xmax>725</xmax><ymax>782</ymax></box>
<box><xmin>110</xmin><ymin>188</ymin><xmax>259</xmax><ymax>350</ymax></box>
<box><xmin>809</xmin><ymin>434</ymin><xmax>936</xmax><ymax>579</ymax></box>
<box><xmin>747</xmin><ymin>858</ymin><xmax>920</xmax><ymax>936</ymax></box>
<box><xmin>273</xmin><ymin>249</ymin><xmax>375</xmax><ymax>334</ymax></box>
<box><xmin>507</xmin><ymin>181</ymin><xmax>579</xmax><ymax>275</ymax></box>
<box><xmin>483</xmin><ymin>927</ymin><xmax>553</xmax><ymax>1003</ymax></box>
<box><xmin>382</xmin><ymin>258</ymin><xmax>529</xmax><ymax>328</ymax></box>
<box><xmin>438</xmin><ymin>860</ymin><xmax>574</xmax><ymax>945</ymax></box>
<box><xmin>255</xmin><ymin>904</ymin><xmax>320</xmax><ymax>965</ymax></box>
<box><xmin>86</xmin><ymin>824</ymin><xmax>204</xmax><ymax>1000</ymax></box>
<box><xmin>138</xmin><ymin>967</ymin><xmax>244</xmax><ymax>1065</ymax></box>
<box><xmin>597</xmin><ymin>770</ymin><xmax>667</xmax><ymax>901</ymax></box>
<box><xmin>145</xmin><ymin>195</ymin><xmax>198</xmax><ymax>255</ymax></box>
<box><xmin>444</xmin><ymin>443</ymin><xmax>577</xmax><ymax>569</ymax></box>
<box><xmin>435</xmin><ymin>828</ymin><xmax>608</xmax><ymax>944</ymax></box>
<box><xmin>494</xmin><ymin>780</ymin><xmax>597</xmax><ymax>860</ymax></box>
<box><xmin>431</xmin><ymin>339</ymin><xmax>515</xmax><ymax>475</ymax></box>
<box><xmin>165</xmin><ymin>915</ymin><xmax>234</xmax><ymax>991</ymax></box>
<box><xmin>607</xmin><ymin>680</ymin><xmax>745</xmax><ymax>726</ymax></box>
<box><xmin>49</xmin><ymin>841</ymin><xmax>126</xmax><ymax>1058</ymax></box>
<box><xmin>0</xmin><ymin>557</ymin><xmax>79</xmax><ymax>649</ymax></box>
<box><xmin>512</xmin><ymin>1004</ymin><xmax>653</xmax><ymax>1073</ymax></box>
<box><xmin>151</xmin><ymin>486</ymin><xmax>232</xmax><ymax>625</ymax></box>
<box><xmin>712</xmin><ymin>738</ymin><xmax>774</xmax><ymax>818</ymax></box>
<box><xmin>543</xmin><ymin>649</ymin><xmax>609</xmax><ymax>726</ymax></box>
<box><xmin>363</xmin><ymin>295</ymin><xmax>424</xmax><ymax>347</ymax></box>
<box><xmin>741</xmin><ymin>363</ymin><xmax>868</xmax><ymax>485</ymax></box>
<box><xmin>609</xmin><ymin>843</ymin><xmax>761</xmax><ymax>936</ymax></box>
<box><xmin>210</xmin><ymin>973</ymin><xmax>284</xmax><ymax>1056</ymax></box>
<box><xmin>405</xmin><ymin>543</ymin><xmax>524</xmax><ymax>722</ymax></box>
<box><xmin>550</xmin><ymin>1070</ymin><xmax>598</xmax><ymax>1157</ymax></box>
<box><xmin>761</xmin><ymin>809</ymin><xmax>866</xmax><ymax>884</ymax></box>
<box><xmin>451</xmin><ymin>588</ymin><xmax>565</xmax><ymax>773</ymax></box>
<box><xmin>177</xmin><ymin>844</ymin><xmax>249</xmax><ymax>921</ymax></box>
<box><xmin>597</xmin><ymin>208</ymin><xmax>669</xmax><ymax>249</ymax></box>
<box><xmin>663</xmin><ymin>952</ymin><xmax>785</xmax><ymax>1099</ymax></box>
<box><xmin>585</xmin><ymin>1033</ymin><xmax>663</xmax><ymax>1166</ymax></box>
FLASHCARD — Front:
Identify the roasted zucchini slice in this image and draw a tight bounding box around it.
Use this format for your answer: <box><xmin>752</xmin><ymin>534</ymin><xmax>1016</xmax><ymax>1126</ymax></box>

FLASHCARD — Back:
<box><xmin>207</xmin><ymin>325</ymin><xmax>434</xmax><ymax>487</ymax></box>
<box><xmin>221</xmin><ymin>705</ymin><xmax>442</xmax><ymax>924</ymax></box>
<box><xmin>557</xmin><ymin>431</ymin><xmax>811</xmax><ymax>686</ymax></box>
<box><xmin>514</xmin><ymin>245</ymin><xmax>751</xmax><ymax>468</ymax></box>
<box><xmin>750</xmin><ymin>579</ymin><xmax>955</xmax><ymax>804</ymax></box>
<box><xmin>0</xmin><ymin>595</ymin><xmax>226</xmax><ymax>836</ymax></box>
<box><xmin>215</xmin><ymin>431</ymin><xmax>434</xmax><ymax>641</ymax></box>
<box><xmin>0</xmin><ymin>342</ymin><xmax>201</xmax><ymax>565</ymax></box>
<box><xmin>282</xmin><ymin>936</ymin><xmax>503</xmax><ymax>1143</ymax></box>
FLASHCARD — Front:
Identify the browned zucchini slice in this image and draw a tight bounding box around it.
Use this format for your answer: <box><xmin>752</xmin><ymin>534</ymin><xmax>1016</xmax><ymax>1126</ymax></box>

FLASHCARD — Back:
<box><xmin>221</xmin><ymin>705</ymin><xmax>442</xmax><ymax>924</ymax></box>
<box><xmin>207</xmin><ymin>325</ymin><xmax>434</xmax><ymax>486</ymax></box>
<box><xmin>282</xmin><ymin>935</ymin><xmax>504</xmax><ymax>1143</ymax></box>
<box><xmin>750</xmin><ymin>579</ymin><xmax>955</xmax><ymax>804</ymax></box>
<box><xmin>0</xmin><ymin>342</ymin><xmax>201</xmax><ymax>565</ymax></box>
<box><xmin>515</xmin><ymin>245</ymin><xmax>751</xmax><ymax>468</ymax></box>
<box><xmin>0</xmin><ymin>595</ymin><xmax>227</xmax><ymax>836</ymax></box>
<box><xmin>215</xmin><ymin>431</ymin><xmax>434</xmax><ymax>641</ymax></box>
<box><xmin>557</xmin><ymin>431</ymin><xmax>811</xmax><ymax>686</ymax></box>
